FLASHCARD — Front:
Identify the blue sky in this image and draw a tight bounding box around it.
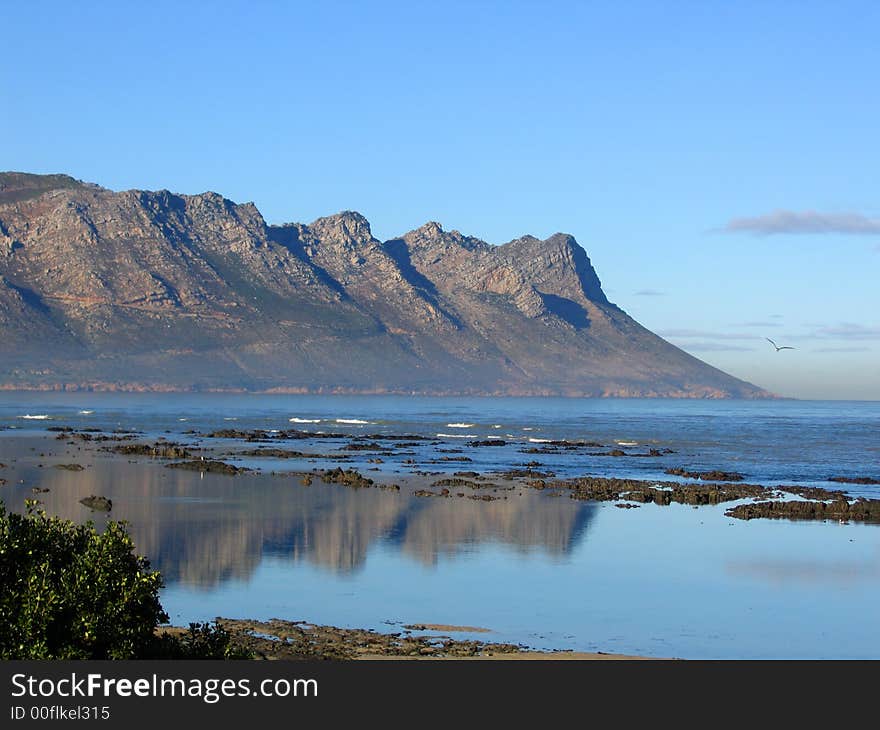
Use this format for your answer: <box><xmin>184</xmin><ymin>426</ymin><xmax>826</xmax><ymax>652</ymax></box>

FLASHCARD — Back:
<box><xmin>2</xmin><ymin>1</ymin><xmax>878</xmax><ymax>399</ymax></box>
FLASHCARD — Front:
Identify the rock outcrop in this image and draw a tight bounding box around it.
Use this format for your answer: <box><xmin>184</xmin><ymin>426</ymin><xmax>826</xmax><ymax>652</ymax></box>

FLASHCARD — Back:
<box><xmin>0</xmin><ymin>172</ymin><xmax>771</xmax><ymax>397</ymax></box>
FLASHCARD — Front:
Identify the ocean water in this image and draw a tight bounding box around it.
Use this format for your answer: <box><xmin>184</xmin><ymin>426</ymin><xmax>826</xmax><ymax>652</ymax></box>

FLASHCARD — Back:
<box><xmin>1</xmin><ymin>392</ymin><xmax>879</xmax><ymax>658</ymax></box>
<box><xmin>2</xmin><ymin>392</ymin><xmax>879</xmax><ymax>490</ymax></box>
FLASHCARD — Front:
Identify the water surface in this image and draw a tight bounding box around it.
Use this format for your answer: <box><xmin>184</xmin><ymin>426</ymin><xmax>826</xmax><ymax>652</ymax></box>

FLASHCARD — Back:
<box><xmin>2</xmin><ymin>393</ymin><xmax>879</xmax><ymax>658</ymax></box>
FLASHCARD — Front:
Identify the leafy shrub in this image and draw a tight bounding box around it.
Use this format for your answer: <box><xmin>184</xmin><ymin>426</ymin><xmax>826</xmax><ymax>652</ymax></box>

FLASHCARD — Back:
<box><xmin>0</xmin><ymin>499</ymin><xmax>167</xmax><ymax>659</ymax></box>
<box><xmin>149</xmin><ymin>622</ymin><xmax>252</xmax><ymax>659</ymax></box>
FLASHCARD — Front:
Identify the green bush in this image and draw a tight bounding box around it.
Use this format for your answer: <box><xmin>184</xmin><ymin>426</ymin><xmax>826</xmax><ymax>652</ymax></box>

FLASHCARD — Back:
<box><xmin>150</xmin><ymin>622</ymin><xmax>253</xmax><ymax>660</ymax></box>
<box><xmin>0</xmin><ymin>499</ymin><xmax>167</xmax><ymax>659</ymax></box>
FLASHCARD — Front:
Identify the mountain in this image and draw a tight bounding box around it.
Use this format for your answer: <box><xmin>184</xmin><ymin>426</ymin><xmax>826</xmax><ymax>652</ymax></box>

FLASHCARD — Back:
<box><xmin>0</xmin><ymin>172</ymin><xmax>770</xmax><ymax>397</ymax></box>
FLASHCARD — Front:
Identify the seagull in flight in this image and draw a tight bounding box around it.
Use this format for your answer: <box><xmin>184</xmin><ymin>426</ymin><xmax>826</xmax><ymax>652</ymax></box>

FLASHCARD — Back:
<box><xmin>766</xmin><ymin>338</ymin><xmax>795</xmax><ymax>352</ymax></box>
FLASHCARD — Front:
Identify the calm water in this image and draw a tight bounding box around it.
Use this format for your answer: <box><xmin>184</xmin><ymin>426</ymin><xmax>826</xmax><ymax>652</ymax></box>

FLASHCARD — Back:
<box><xmin>2</xmin><ymin>392</ymin><xmax>879</xmax><ymax>658</ymax></box>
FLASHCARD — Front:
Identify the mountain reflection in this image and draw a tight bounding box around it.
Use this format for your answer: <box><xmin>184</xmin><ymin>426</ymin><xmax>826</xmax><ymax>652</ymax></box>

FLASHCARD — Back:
<box><xmin>3</xmin><ymin>457</ymin><xmax>596</xmax><ymax>587</ymax></box>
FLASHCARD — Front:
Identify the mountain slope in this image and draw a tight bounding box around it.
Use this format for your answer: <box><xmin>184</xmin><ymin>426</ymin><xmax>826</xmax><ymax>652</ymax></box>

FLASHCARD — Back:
<box><xmin>0</xmin><ymin>172</ymin><xmax>771</xmax><ymax>397</ymax></box>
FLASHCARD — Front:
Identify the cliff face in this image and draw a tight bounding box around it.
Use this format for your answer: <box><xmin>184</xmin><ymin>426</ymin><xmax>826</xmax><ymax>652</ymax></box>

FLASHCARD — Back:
<box><xmin>0</xmin><ymin>172</ymin><xmax>770</xmax><ymax>397</ymax></box>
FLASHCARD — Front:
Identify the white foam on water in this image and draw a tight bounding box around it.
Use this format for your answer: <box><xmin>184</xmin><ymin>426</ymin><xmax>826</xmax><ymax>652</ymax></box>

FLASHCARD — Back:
<box><xmin>436</xmin><ymin>433</ymin><xmax>477</xmax><ymax>438</ymax></box>
<box><xmin>446</xmin><ymin>423</ymin><xmax>475</xmax><ymax>428</ymax></box>
<box><xmin>522</xmin><ymin>427</ymin><xmax>534</xmax><ymax>431</ymax></box>
<box><xmin>78</xmin><ymin>410</ymin><xmax>94</xmax><ymax>415</ymax></box>
<box><xmin>336</xmin><ymin>419</ymin><xmax>370</xmax><ymax>425</ymax></box>
<box><xmin>20</xmin><ymin>414</ymin><xmax>50</xmax><ymax>420</ymax></box>
<box><xmin>223</xmin><ymin>417</ymin><xmax>238</xmax><ymax>421</ymax></box>
<box><xmin>290</xmin><ymin>418</ymin><xmax>321</xmax><ymax>423</ymax></box>
<box><xmin>528</xmin><ymin>438</ymin><xmax>553</xmax><ymax>443</ymax></box>
<box><xmin>492</xmin><ymin>425</ymin><xmax>502</xmax><ymax>429</ymax></box>
<box><xmin>617</xmin><ymin>441</ymin><xmax>638</xmax><ymax>447</ymax></box>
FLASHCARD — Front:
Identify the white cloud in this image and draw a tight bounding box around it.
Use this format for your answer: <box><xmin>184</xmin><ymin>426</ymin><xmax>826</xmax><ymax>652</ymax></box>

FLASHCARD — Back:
<box><xmin>813</xmin><ymin>347</ymin><xmax>871</xmax><ymax>353</ymax></box>
<box><xmin>677</xmin><ymin>342</ymin><xmax>756</xmax><ymax>352</ymax></box>
<box><xmin>721</xmin><ymin>210</ymin><xmax>880</xmax><ymax>236</ymax></box>
<box><xmin>814</xmin><ymin>323</ymin><xmax>880</xmax><ymax>340</ymax></box>
<box><xmin>657</xmin><ymin>329</ymin><xmax>759</xmax><ymax>340</ymax></box>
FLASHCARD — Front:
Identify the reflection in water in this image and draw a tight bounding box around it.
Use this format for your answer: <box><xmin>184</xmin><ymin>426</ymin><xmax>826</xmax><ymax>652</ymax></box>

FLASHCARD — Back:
<box><xmin>7</xmin><ymin>437</ymin><xmax>880</xmax><ymax>658</ymax></box>
<box><xmin>726</xmin><ymin>554</ymin><xmax>880</xmax><ymax>587</ymax></box>
<box><xmin>2</xmin><ymin>457</ymin><xmax>596</xmax><ymax>588</ymax></box>
<box><xmin>392</xmin><ymin>497</ymin><xmax>594</xmax><ymax>566</ymax></box>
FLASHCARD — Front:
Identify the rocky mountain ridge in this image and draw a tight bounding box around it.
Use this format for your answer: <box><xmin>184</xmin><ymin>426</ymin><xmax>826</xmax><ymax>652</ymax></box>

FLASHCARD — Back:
<box><xmin>0</xmin><ymin>172</ymin><xmax>771</xmax><ymax>397</ymax></box>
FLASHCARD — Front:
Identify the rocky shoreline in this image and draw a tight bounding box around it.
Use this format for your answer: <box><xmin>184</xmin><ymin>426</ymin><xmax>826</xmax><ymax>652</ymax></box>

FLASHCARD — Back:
<box><xmin>2</xmin><ymin>426</ymin><xmax>879</xmax><ymax>659</ymax></box>
<box><xmin>162</xmin><ymin>619</ymin><xmax>650</xmax><ymax>660</ymax></box>
<box><xmin>5</xmin><ymin>427</ymin><xmax>880</xmax><ymax>525</ymax></box>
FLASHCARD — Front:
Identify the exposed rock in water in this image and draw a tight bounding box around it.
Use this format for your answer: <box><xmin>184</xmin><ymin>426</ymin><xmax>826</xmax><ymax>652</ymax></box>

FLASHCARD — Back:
<box><xmin>79</xmin><ymin>495</ymin><xmax>112</xmax><ymax>511</ymax></box>
<box><xmin>165</xmin><ymin>460</ymin><xmax>249</xmax><ymax>475</ymax></box>
<box><xmin>538</xmin><ymin>473</ymin><xmax>878</xmax><ymax>524</ymax></box>
<box><xmin>828</xmin><ymin>476</ymin><xmax>880</xmax><ymax>485</ymax></box>
<box><xmin>725</xmin><ymin>497</ymin><xmax>880</xmax><ymax>523</ymax></box>
<box><xmin>240</xmin><ymin>448</ymin><xmax>307</xmax><ymax>458</ymax></box>
<box><xmin>521</xmin><ymin>440</ymin><xmax>606</xmax><ymax>453</ymax></box>
<box><xmin>320</xmin><ymin>467</ymin><xmax>374</xmax><ymax>489</ymax></box>
<box><xmin>103</xmin><ymin>442</ymin><xmax>192</xmax><ymax>459</ymax></box>
<box><xmin>212</xmin><ymin>618</ymin><xmax>525</xmax><ymax>659</ymax></box>
<box><xmin>59</xmin><ymin>432</ymin><xmax>93</xmax><ymax>441</ymax></box>
<box><xmin>494</xmin><ymin>469</ymin><xmax>555</xmax><ymax>479</ymax></box>
<box><xmin>54</xmin><ymin>463</ymin><xmax>84</xmax><ymax>471</ymax></box>
<box><xmin>432</xmin><ymin>478</ymin><xmax>481</xmax><ymax>489</ymax></box>
<box><xmin>206</xmin><ymin>428</ymin><xmax>351</xmax><ymax>441</ymax></box>
<box><xmin>782</xmin><ymin>485</ymin><xmax>851</xmax><ymax>500</ymax></box>
<box><xmin>632</xmin><ymin>448</ymin><xmax>664</xmax><ymax>458</ymax></box>
<box><xmin>549</xmin><ymin>475</ymin><xmax>768</xmax><ymax>505</ymax></box>
<box><xmin>665</xmin><ymin>468</ymin><xmax>745</xmax><ymax>482</ymax></box>
<box><xmin>467</xmin><ymin>440</ymin><xmax>507</xmax><ymax>447</ymax></box>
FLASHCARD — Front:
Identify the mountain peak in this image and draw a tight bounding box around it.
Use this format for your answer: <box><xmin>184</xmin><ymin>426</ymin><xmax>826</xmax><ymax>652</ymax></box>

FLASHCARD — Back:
<box><xmin>0</xmin><ymin>172</ymin><xmax>771</xmax><ymax>398</ymax></box>
<box><xmin>497</xmin><ymin>232</ymin><xmax>608</xmax><ymax>305</ymax></box>
<box><xmin>309</xmin><ymin>210</ymin><xmax>374</xmax><ymax>244</ymax></box>
<box><xmin>417</xmin><ymin>221</ymin><xmax>444</xmax><ymax>236</ymax></box>
<box><xmin>0</xmin><ymin>172</ymin><xmax>94</xmax><ymax>205</ymax></box>
<box><xmin>545</xmin><ymin>232</ymin><xmax>578</xmax><ymax>248</ymax></box>
<box><xmin>401</xmin><ymin>221</ymin><xmax>490</xmax><ymax>254</ymax></box>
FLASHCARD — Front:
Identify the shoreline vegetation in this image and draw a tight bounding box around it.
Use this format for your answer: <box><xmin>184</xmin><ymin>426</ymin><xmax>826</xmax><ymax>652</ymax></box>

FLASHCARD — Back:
<box><xmin>2</xmin><ymin>425</ymin><xmax>879</xmax><ymax>660</ymax></box>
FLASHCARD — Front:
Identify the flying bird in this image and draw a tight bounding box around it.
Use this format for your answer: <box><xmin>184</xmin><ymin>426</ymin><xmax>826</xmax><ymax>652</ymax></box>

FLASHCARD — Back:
<box><xmin>766</xmin><ymin>338</ymin><xmax>795</xmax><ymax>352</ymax></box>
